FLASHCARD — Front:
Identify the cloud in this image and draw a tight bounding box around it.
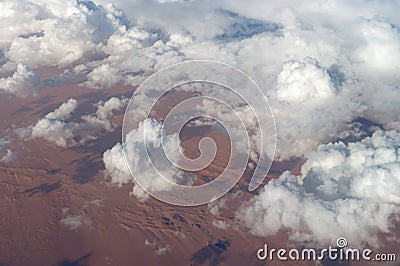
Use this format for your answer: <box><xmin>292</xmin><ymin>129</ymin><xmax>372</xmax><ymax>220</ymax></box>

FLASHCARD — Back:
<box><xmin>0</xmin><ymin>63</ymin><xmax>40</xmax><ymax>97</ymax></box>
<box><xmin>1</xmin><ymin>1</ymin><xmax>400</xmax><ymax>237</ymax></box>
<box><xmin>13</xmin><ymin>98</ymin><xmax>80</xmax><ymax>147</ymax></box>
<box><xmin>60</xmin><ymin>201</ymin><xmax>101</xmax><ymax>231</ymax></box>
<box><xmin>354</xmin><ymin>17</ymin><xmax>400</xmax><ymax>76</ymax></box>
<box><xmin>82</xmin><ymin>63</ymin><xmax>123</xmax><ymax>89</ymax></box>
<box><xmin>80</xmin><ymin>96</ymin><xmax>128</xmax><ymax>137</ymax></box>
<box><xmin>60</xmin><ymin>208</ymin><xmax>91</xmax><ymax>231</ymax></box>
<box><xmin>236</xmin><ymin>130</ymin><xmax>400</xmax><ymax>248</ymax></box>
<box><xmin>68</xmin><ymin>0</ymin><xmax>400</xmax><ymax>161</ymax></box>
<box><xmin>24</xmin><ymin>98</ymin><xmax>79</xmax><ymax>147</ymax></box>
<box><xmin>276</xmin><ymin>57</ymin><xmax>336</xmax><ymax>103</ymax></box>
<box><xmin>17</xmin><ymin>96</ymin><xmax>127</xmax><ymax>147</ymax></box>
<box><xmin>95</xmin><ymin>97</ymin><xmax>128</xmax><ymax>120</ymax></box>
<box><xmin>0</xmin><ymin>2</ymin><xmax>398</xmax><ymax>257</ymax></box>
<box><xmin>46</xmin><ymin>98</ymin><xmax>78</xmax><ymax>120</ymax></box>
<box><xmin>208</xmin><ymin>198</ymin><xmax>227</xmax><ymax>217</ymax></box>
<box><xmin>157</xmin><ymin>0</ymin><xmax>188</xmax><ymax>3</ymax></box>
<box><xmin>1</xmin><ymin>1</ymin><xmax>398</xmax><ymax>155</ymax></box>
<box><xmin>215</xmin><ymin>9</ymin><xmax>282</xmax><ymax>42</ymax></box>
<box><xmin>212</xmin><ymin>220</ymin><xmax>230</xmax><ymax>230</ymax></box>
<box><xmin>2</xmin><ymin>0</ymin><xmax>127</xmax><ymax>68</ymax></box>
<box><xmin>83</xmin><ymin>199</ymin><xmax>103</xmax><ymax>209</ymax></box>
<box><xmin>0</xmin><ymin>138</ymin><xmax>15</xmax><ymax>163</ymax></box>
<box><xmin>81</xmin><ymin>25</ymin><xmax>187</xmax><ymax>88</ymax></box>
<box><xmin>103</xmin><ymin>118</ymin><xmax>193</xmax><ymax>201</ymax></box>
<box><xmin>60</xmin><ymin>215</ymin><xmax>91</xmax><ymax>230</ymax></box>
<box><xmin>172</xmin><ymin>230</ymin><xmax>186</xmax><ymax>239</ymax></box>
<box><xmin>186</xmin><ymin>117</ymin><xmax>216</xmax><ymax>128</ymax></box>
<box><xmin>144</xmin><ymin>239</ymin><xmax>170</xmax><ymax>256</ymax></box>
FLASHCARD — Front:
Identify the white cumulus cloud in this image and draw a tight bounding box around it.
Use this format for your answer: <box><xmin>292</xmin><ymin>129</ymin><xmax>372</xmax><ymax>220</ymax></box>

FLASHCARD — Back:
<box><xmin>20</xmin><ymin>98</ymin><xmax>79</xmax><ymax>147</ymax></box>
<box><xmin>276</xmin><ymin>57</ymin><xmax>336</xmax><ymax>103</ymax></box>
<box><xmin>0</xmin><ymin>138</ymin><xmax>15</xmax><ymax>163</ymax></box>
<box><xmin>17</xmin><ymin>96</ymin><xmax>127</xmax><ymax>147</ymax></box>
<box><xmin>236</xmin><ymin>130</ymin><xmax>400</xmax><ymax>248</ymax></box>
<box><xmin>103</xmin><ymin>118</ymin><xmax>193</xmax><ymax>201</ymax></box>
<box><xmin>0</xmin><ymin>63</ymin><xmax>40</xmax><ymax>97</ymax></box>
<box><xmin>80</xmin><ymin>96</ymin><xmax>128</xmax><ymax>137</ymax></box>
<box><xmin>2</xmin><ymin>0</ymin><xmax>127</xmax><ymax>68</ymax></box>
<box><xmin>60</xmin><ymin>207</ymin><xmax>91</xmax><ymax>231</ymax></box>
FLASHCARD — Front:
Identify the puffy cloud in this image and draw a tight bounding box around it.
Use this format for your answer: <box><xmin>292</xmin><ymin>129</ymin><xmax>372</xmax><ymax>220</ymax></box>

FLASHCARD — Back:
<box><xmin>212</xmin><ymin>220</ymin><xmax>230</xmax><ymax>230</ymax></box>
<box><xmin>81</xmin><ymin>25</ymin><xmax>187</xmax><ymax>88</ymax></box>
<box><xmin>236</xmin><ymin>130</ymin><xmax>400</xmax><ymax>248</ymax></box>
<box><xmin>144</xmin><ymin>239</ymin><xmax>170</xmax><ymax>256</ymax></box>
<box><xmin>60</xmin><ymin>214</ymin><xmax>91</xmax><ymax>230</ymax></box>
<box><xmin>0</xmin><ymin>0</ymin><xmax>45</xmax><ymax>50</ymax></box>
<box><xmin>78</xmin><ymin>7</ymin><xmax>281</xmax><ymax>88</ymax></box>
<box><xmin>102</xmin><ymin>142</ymin><xmax>130</xmax><ymax>184</ymax></box>
<box><xmin>83</xmin><ymin>199</ymin><xmax>103</xmax><ymax>209</ymax></box>
<box><xmin>17</xmin><ymin>96</ymin><xmax>127</xmax><ymax>147</ymax></box>
<box><xmin>60</xmin><ymin>208</ymin><xmax>91</xmax><ymax>231</ymax></box>
<box><xmin>46</xmin><ymin>98</ymin><xmax>78</xmax><ymax>120</ymax></box>
<box><xmin>94</xmin><ymin>96</ymin><xmax>128</xmax><ymax>120</ymax></box>
<box><xmin>2</xmin><ymin>0</ymin><xmax>127</xmax><ymax>68</ymax></box>
<box><xmin>271</xmin><ymin>57</ymin><xmax>350</xmax><ymax>159</ymax></box>
<box><xmin>0</xmin><ymin>63</ymin><xmax>40</xmax><ymax>97</ymax></box>
<box><xmin>276</xmin><ymin>57</ymin><xmax>336</xmax><ymax>103</ymax></box>
<box><xmin>354</xmin><ymin>17</ymin><xmax>400</xmax><ymax>76</ymax></box>
<box><xmin>103</xmin><ymin>118</ymin><xmax>193</xmax><ymax>201</ymax></box>
<box><xmin>80</xmin><ymin>96</ymin><xmax>128</xmax><ymax>135</ymax></box>
<box><xmin>0</xmin><ymin>138</ymin><xmax>15</xmax><ymax>163</ymax></box>
<box><xmin>17</xmin><ymin>98</ymin><xmax>79</xmax><ymax>147</ymax></box>
<box><xmin>31</xmin><ymin>119</ymin><xmax>77</xmax><ymax>147</ymax></box>
<box><xmin>82</xmin><ymin>63</ymin><xmax>123</xmax><ymax>89</ymax></box>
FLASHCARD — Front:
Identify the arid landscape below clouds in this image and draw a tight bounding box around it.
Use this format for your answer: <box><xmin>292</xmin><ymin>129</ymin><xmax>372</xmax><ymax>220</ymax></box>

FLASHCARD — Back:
<box><xmin>0</xmin><ymin>74</ymin><xmax>398</xmax><ymax>265</ymax></box>
<box><xmin>0</xmin><ymin>74</ymin><xmax>301</xmax><ymax>265</ymax></box>
<box><xmin>1</xmin><ymin>0</ymin><xmax>400</xmax><ymax>265</ymax></box>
